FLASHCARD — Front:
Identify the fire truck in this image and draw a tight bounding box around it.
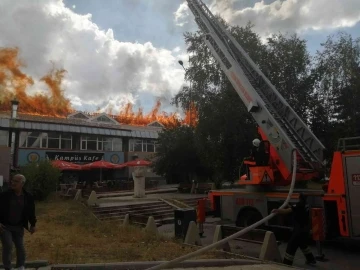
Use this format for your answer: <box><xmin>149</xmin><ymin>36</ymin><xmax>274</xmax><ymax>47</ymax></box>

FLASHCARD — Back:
<box><xmin>186</xmin><ymin>0</ymin><xmax>360</xmax><ymax>240</ymax></box>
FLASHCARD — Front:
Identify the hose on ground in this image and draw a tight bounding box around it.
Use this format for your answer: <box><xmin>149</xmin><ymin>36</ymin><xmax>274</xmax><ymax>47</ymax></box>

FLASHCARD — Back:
<box><xmin>146</xmin><ymin>149</ymin><xmax>298</xmax><ymax>270</ymax></box>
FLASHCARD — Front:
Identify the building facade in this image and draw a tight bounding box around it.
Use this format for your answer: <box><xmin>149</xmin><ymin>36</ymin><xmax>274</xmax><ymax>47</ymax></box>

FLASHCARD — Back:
<box><xmin>0</xmin><ymin>110</ymin><xmax>164</xmax><ymax>183</ymax></box>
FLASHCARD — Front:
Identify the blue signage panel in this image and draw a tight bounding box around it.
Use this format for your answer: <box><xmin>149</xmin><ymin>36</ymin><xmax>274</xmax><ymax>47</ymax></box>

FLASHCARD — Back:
<box><xmin>17</xmin><ymin>149</ymin><xmax>124</xmax><ymax>166</ymax></box>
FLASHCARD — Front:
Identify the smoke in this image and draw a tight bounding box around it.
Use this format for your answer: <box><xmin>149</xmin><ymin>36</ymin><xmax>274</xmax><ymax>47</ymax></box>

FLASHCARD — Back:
<box><xmin>0</xmin><ymin>0</ymin><xmax>186</xmax><ymax>112</ymax></box>
<box><xmin>175</xmin><ymin>0</ymin><xmax>360</xmax><ymax>38</ymax></box>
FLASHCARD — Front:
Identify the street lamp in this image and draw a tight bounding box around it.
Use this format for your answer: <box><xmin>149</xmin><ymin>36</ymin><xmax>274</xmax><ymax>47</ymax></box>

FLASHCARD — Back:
<box><xmin>178</xmin><ymin>60</ymin><xmax>185</xmax><ymax>70</ymax></box>
<box><xmin>9</xmin><ymin>99</ymin><xmax>19</xmax><ymax>169</ymax></box>
<box><xmin>11</xmin><ymin>99</ymin><xmax>19</xmax><ymax>119</ymax></box>
<box><xmin>178</xmin><ymin>59</ymin><xmax>192</xmax><ymax>126</ymax></box>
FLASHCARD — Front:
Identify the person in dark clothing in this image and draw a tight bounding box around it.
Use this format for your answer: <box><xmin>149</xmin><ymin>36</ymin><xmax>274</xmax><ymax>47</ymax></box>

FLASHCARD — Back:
<box><xmin>272</xmin><ymin>193</ymin><xmax>316</xmax><ymax>266</ymax></box>
<box><xmin>0</xmin><ymin>174</ymin><xmax>37</xmax><ymax>270</ymax></box>
<box><xmin>250</xmin><ymin>138</ymin><xmax>268</xmax><ymax>166</ymax></box>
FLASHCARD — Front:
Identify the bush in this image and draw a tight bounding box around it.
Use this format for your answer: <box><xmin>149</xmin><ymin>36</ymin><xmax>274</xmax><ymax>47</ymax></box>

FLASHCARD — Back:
<box><xmin>20</xmin><ymin>160</ymin><xmax>61</xmax><ymax>201</ymax></box>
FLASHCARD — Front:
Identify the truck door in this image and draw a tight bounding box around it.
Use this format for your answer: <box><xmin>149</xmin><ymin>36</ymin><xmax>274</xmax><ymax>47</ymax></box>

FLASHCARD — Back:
<box><xmin>344</xmin><ymin>155</ymin><xmax>360</xmax><ymax>237</ymax></box>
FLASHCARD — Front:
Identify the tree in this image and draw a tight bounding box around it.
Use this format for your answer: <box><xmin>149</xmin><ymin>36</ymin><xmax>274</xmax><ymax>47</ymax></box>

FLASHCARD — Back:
<box><xmin>152</xmin><ymin>125</ymin><xmax>209</xmax><ymax>184</ymax></box>
<box><xmin>20</xmin><ymin>160</ymin><xmax>61</xmax><ymax>201</ymax></box>
<box><xmin>172</xmin><ymin>21</ymin><xmax>266</xmax><ymax>183</ymax></box>
<box><xmin>173</xmin><ymin>22</ymin><xmax>321</xmax><ymax>183</ymax></box>
<box><xmin>311</xmin><ymin>32</ymin><xmax>360</xmax><ymax>155</ymax></box>
<box><xmin>262</xmin><ymin>33</ymin><xmax>317</xmax><ymax>121</ymax></box>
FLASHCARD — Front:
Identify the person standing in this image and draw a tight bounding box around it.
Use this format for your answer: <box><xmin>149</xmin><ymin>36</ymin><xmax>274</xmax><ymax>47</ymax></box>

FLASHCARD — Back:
<box><xmin>0</xmin><ymin>174</ymin><xmax>37</xmax><ymax>270</ymax></box>
<box><xmin>272</xmin><ymin>193</ymin><xmax>316</xmax><ymax>266</ymax></box>
<box><xmin>249</xmin><ymin>138</ymin><xmax>269</xmax><ymax>166</ymax></box>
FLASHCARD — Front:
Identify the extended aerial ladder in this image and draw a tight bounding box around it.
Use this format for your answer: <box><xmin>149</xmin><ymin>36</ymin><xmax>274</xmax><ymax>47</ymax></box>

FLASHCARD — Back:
<box><xmin>185</xmin><ymin>0</ymin><xmax>326</xmax><ymax>186</ymax></box>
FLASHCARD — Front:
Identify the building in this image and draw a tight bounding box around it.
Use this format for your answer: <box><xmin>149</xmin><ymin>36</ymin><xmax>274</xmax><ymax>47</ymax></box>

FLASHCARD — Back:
<box><xmin>0</xmin><ymin>100</ymin><xmax>164</xmax><ymax>184</ymax></box>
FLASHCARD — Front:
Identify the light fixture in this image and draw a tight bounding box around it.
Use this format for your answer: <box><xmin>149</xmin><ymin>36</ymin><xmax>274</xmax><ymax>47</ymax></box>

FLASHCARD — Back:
<box><xmin>11</xmin><ymin>99</ymin><xmax>19</xmax><ymax>119</ymax></box>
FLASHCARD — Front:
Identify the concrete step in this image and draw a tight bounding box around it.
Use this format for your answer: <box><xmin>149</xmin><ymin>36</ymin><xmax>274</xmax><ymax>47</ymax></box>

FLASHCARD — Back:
<box><xmin>96</xmin><ymin>209</ymin><xmax>175</xmax><ymax>219</ymax></box>
<box><xmin>96</xmin><ymin>210</ymin><xmax>174</xmax><ymax>218</ymax></box>
<box><xmin>92</xmin><ymin>201</ymin><xmax>166</xmax><ymax>211</ymax></box>
<box><xmin>100</xmin><ymin>216</ymin><xmax>174</xmax><ymax>227</ymax></box>
<box><xmin>97</xmin><ymin>188</ymin><xmax>178</xmax><ymax>198</ymax></box>
<box><xmin>93</xmin><ymin>203</ymin><xmax>173</xmax><ymax>213</ymax></box>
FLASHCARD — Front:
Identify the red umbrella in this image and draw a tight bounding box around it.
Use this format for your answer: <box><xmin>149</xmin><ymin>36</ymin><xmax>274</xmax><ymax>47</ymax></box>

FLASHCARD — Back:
<box><xmin>82</xmin><ymin>160</ymin><xmax>116</xmax><ymax>181</ymax></box>
<box><xmin>51</xmin><ymin>160</ymin><xmax>83</xmax><ymax>171</ymax></box>
<box><xmin>124</xmin><ymin>159</ymin><xmax>151</xmax><ymax>167</ymax></box>
<box><xmin>113</xmin><ymin>163</ymin><xmax>127</xmax><ymax>169</ymax></box>
<box><xmin>82</xmin><ymin>160</ymin><xmax>116</xmax><ymax>169</ymax></box>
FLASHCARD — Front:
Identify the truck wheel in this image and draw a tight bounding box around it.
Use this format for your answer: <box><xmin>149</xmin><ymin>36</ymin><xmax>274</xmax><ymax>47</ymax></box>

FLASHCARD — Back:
<box><xmin>236</xmin><ymin>209</ymin><xmax>264</xmax><ymax>228</ymax></box>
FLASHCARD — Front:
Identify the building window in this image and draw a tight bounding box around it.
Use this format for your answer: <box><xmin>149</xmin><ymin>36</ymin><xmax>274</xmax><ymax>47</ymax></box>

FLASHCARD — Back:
<box><xmin>80</xmin><ymin>136</ymin><xmax>122</xmax><ymax>151</ymax></box>
<box><xmin>129</xmin><ymin>139</ymin><xmax>157</xmax><ymax>152</ymax></box>
<box><xmin>113</xmin><ymin>138</ymin><xmax>122</xmax><ymax>151</ymax></box>
<box><xmin>19</xmin><ymin>132</ymin><xmax>72</xmax><ymax>149</ymax></box>
<box><xmin>0</xmin><ymin>130</ymin><xmax>8</xmax><ymax>146</ymax></box>
<box><xmin>45</xmin><ymin>132</ymin><xmax>60</xmax><ymax>149</ymax></box>
<box><xmin>61</xmin><ymin>134</ymin><xmax>72</xmax><ymax>150</ymax></box>
<box><xmin>145</xmin><ymin>140</ymin><xmax>155</xmax><ymax>152</ymax></box>
<box><xmin>81</xmin><ymin>135</ymin><xmax>97</xmax><ymax>151</ymax></box>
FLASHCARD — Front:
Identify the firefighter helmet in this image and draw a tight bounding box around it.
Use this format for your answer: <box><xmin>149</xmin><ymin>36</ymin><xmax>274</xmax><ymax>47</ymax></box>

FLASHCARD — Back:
<box><xmin>252</xmin><ymin>138</ymin><xmax>261</xmax><ymax>147</ymax></box>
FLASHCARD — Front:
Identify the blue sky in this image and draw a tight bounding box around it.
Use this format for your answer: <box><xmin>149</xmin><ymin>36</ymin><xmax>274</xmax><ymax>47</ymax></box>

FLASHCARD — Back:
<box><xmin>1</xmin><ymin>0</ymin><xmax>360</xmax><ymax>115</ymax></box>
<box><xmin>63</xmin><ymin>0</ymin><xmax>360</xmax><ymax>58</ymax></box>
<box><xmin>63</xmin><ymin>0</ymin><xmax>185</xmax><ymax>49</ymax></box>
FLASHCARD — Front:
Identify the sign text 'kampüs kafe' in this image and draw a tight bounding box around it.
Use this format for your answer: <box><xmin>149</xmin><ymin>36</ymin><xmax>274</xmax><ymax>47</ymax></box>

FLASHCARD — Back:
<box><xmin>46</xmin><ymin>152</ymin><xmax>104</xmax><ymax>162</ymax></box>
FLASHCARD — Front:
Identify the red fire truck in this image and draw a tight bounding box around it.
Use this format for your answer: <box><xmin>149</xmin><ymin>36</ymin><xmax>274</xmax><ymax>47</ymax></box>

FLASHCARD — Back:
<box><xmin>186</xmin><ymin>0</ymin><xmax>360</xmax><ymax>240</ymax></box>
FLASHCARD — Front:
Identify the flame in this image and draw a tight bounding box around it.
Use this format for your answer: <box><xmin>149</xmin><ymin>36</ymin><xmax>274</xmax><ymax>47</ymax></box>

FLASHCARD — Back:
<box><xmin>0</xmin><ymin>47</ymin><xmax>198</xmax><ymax>127</ymax></box>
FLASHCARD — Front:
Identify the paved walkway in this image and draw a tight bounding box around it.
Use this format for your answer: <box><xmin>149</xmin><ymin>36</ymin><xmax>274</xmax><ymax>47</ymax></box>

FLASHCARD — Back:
<box><xmin>0</xmin><ymin>264</ymin><xmax>294</xmax><ymax>270</ymax></box>
<box><xmin>159</xmin><ymin>217</ymin><xmax>360</xmax><ymax>270</ymax></box>
<box><xmin>169</xmin><ymin>265</ymin><xmax>295</xmax><ymax>270</ymax></box>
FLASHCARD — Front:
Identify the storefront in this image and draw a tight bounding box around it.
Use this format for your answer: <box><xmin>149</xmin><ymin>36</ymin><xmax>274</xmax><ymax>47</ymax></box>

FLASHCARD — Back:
<box><xmin>0</xmin><ymin>108</ymin><xmax>164</xmax><ymax>183</ymax></box>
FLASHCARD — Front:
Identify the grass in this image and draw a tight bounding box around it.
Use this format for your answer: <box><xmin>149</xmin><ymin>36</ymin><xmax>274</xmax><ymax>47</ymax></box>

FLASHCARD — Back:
<box><xmin>3</xmin><ymin>194</ymin><xmax>239</xmax><ymax>265</ymax></box>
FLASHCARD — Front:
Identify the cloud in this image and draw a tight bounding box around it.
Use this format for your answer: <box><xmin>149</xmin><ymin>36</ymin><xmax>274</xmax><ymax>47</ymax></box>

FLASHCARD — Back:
<box><xmin>174</xmin><ymin>2</ymin><xmax>190</xmax><ymax>27</ymax></box>
<box><xmin>0</xmin><ymin>0</ymin><xmax>187</xmax><ymax>112</ymax></box>
<box><xmin>175</xmin><ymin>0</ymin><xmax>360</xmax><ymax>37</ymax></box>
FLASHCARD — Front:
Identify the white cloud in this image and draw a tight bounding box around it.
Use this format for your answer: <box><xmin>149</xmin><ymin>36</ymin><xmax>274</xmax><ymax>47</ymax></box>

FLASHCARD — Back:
<box><xmin>174</xmin><ymin>2</ymin><xmax>190</xmax><ymax>27</ymax></box>
<box><xmin>175</xmin><ymin>0</ymin><xmax>360</xmax><ymax>37</ymax></box>
<box><xmin>0</xmin><ymin>0</ymin><xmax>188</xmax><ymax>112</ymax></box>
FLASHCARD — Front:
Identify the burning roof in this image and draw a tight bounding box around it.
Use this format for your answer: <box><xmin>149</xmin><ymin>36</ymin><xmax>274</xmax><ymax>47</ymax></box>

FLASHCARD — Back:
<box><xmin>0</xmin><ymin>47</ymin><xmax>197</xmax><ymax>128</ymax></box>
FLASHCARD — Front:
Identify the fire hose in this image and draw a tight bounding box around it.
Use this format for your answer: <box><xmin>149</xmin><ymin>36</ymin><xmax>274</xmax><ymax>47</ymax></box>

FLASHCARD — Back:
<box><xmin>146</xmin><ymin>149</ymin><xmax>298</xmax><ymax>270</ymax></box>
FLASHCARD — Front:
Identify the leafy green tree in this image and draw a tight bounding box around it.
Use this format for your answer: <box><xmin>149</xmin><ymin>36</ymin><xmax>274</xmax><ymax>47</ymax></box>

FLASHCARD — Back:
<box><xmin>262</xmin><ymin>33</ymin><xmax>317</xmax><ymax>121</ymax></box>
<box><xmin>20</xmin><ymin>160</ymin><xmax>61</xmax><ymax>201</ymax></box>
<box><xmin>152</xmin><ymin>125</ymin><xmax>210</xmax><ymax>184</ymax></box>
<box><xmin>173</xmin><ymin>21</ymin><xmax>322</xmax><ymax>184</ymax></box>
<box><xmin>311</xmin><ymin>32</ymin><xmax>360</xmax><ymax>155</ymax></box>
<box><xmin>172</xmin><ymin>21</ymin><xmax>266</xmax><ymax>184</ymax></box>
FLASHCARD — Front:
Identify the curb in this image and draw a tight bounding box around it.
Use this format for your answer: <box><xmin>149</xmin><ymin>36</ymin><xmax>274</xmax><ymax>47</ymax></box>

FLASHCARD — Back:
<box><xmin>50</xmin><ymin>259</ymin><xmax>261</xmax><ymax>269</ymax></box>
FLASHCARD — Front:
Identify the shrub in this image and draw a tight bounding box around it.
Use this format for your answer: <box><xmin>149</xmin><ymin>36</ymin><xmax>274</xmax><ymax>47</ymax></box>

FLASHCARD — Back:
<box><xmin>20</xmin><ymin>160</ymin><xmax>61</xmax><ymax>201</ymax></box>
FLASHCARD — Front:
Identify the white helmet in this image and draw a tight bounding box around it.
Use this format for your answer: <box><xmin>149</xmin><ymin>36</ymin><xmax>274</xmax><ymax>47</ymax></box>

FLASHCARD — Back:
<box><xmin>252</xmin><ymin>138</ymin><xmax>261</xmax><ymax>147</ymax></box>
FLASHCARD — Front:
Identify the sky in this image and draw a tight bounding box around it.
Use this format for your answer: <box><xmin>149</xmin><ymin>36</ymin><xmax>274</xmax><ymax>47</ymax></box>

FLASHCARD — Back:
<box><xmin>1</xmin><ymin>0</ymin><xmax>360</xmax><ymax>114</ymax></box>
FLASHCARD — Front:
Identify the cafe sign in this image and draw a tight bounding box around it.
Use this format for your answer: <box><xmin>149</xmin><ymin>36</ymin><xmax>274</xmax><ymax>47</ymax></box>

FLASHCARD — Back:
<box><xmin>46</xmin><ymin>152</ymin><xmax>104</xmax><ymax>163</ymax></box>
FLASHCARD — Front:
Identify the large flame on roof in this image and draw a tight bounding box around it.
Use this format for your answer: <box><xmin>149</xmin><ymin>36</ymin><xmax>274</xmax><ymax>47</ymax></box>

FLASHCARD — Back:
<box><xmin>0</xmin><ymin>47</ymin><xmax>197</xmax><ymax>127</ymax></box>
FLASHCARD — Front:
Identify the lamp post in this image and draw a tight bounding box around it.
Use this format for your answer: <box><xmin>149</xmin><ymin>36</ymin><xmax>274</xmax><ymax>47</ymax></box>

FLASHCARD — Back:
<box><xmin>11</xmin><ymin>99</ymin><xmax>19</xmax><ymax>119</ymax></box>
<box><xmin>178</xmin><ymin>60</ymin><xmax>192</xmax><ymax>127</ymax></box>
<box><xmin>9</xmin><ymin>99</ymin><xmax>19</xmax><ymax>168</ymax></box>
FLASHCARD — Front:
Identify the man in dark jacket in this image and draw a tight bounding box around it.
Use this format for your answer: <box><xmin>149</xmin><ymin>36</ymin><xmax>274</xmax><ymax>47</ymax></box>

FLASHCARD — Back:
<box><xmin>0</xmin><ymin>174</ymin><xmax>37</xmax><ymax>270</ymax></box>
<box><xmin>250</xmin><ymin>138</ymin><xmax>269</xmax><ymax>166</ymax></box>
<box><xmin>272</xmin><ymin>193</ymin><xmax>316</xmax><ymax>266</ymax></box>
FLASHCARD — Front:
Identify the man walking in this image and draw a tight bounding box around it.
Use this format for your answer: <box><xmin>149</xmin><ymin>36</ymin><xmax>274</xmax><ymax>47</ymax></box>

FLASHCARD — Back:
<box><xmin>272</xmin><ymin>193</ymin><xmax>316</xmax><ymax>266</ymax></box>
<box><xmin>0</xmin><ymin>174</ymin><xmax>37</xmax><ymax>270</ymax></box>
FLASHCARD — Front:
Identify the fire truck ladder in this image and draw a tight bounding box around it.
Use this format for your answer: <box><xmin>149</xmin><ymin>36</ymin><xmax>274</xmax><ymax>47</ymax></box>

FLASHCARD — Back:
<box><xmin>186</xmin><ymin>0</ymin><xmax>325</xmax><ymax>174</ymax></box>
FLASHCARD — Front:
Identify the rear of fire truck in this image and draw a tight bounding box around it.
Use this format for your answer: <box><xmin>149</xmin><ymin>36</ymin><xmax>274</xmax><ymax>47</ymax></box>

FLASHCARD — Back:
<box><xmin>186</xmin><ymin>0</ymin><xmax>360</xmax><ymax>241</ymax></box>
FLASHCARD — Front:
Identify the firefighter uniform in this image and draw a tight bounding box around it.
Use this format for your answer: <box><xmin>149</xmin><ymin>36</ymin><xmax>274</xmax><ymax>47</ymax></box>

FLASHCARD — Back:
<box><xmin>283</xmin><ymin>194</ymin><xmax>316</xmax><ymax>266</ymax></box>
